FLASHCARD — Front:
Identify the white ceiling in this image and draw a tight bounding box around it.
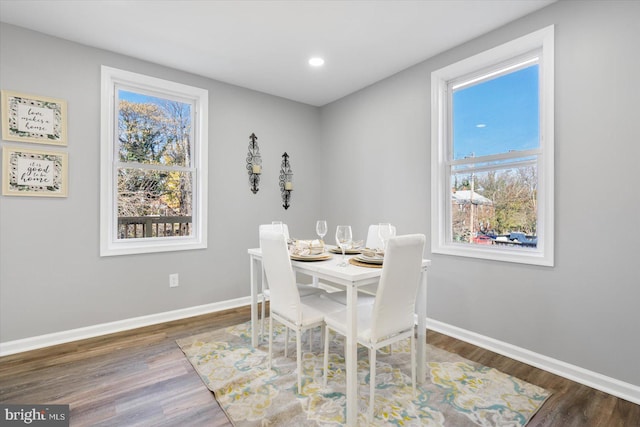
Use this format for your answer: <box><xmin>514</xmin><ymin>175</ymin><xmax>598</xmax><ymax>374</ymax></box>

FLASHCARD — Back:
<box><xmin>0</xmin><ymin>0</ymin><xmax>555</xmax><ymax>106</ymax></box>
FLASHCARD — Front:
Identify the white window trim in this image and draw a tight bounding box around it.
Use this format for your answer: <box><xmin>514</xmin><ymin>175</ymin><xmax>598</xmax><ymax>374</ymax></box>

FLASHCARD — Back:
<box><xmin>431</xmin><ymin>26</ymin><xmax>554</xmax><ymax>266</ymax></box>
<box><xmin>100</xmin><ymin>66</ymin><xmax>208</xmax><ymax>256</ymax></box>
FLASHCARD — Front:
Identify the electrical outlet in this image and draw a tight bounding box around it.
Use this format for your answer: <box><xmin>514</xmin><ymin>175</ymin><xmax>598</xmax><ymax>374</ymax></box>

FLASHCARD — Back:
<box><xmin>169</xmin><ymin>273</ymin><xmax>179</xmax><ymax>288</ymax></box>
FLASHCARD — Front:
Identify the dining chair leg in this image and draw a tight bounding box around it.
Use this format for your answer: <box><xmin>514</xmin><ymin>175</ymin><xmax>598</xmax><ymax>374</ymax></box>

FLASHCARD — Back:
<box><xmin>309</xmin><ymin>328</ymin><xmax>313</xmax><ymax>352</ymax></box>
<box><xmin>369</xmin><ymin>346</ymin><xmax>377</xmax><ymax>422</ymax></box>
<box><xmin>296</xmin><ymin>329</ymin><xmax>303</xmax><ymax>394</ymax></box>
<box><xmin>268</xmin><ymin>316</ymin><xmax>273</xmax><ymax>369</ymax></box>
<box><xmin>260</xmin><ymin>294</ymin><xmax>266</xmax><ymax>342</ymax></box>
<box><xmin>284</xmin><ymin>327</ymin><xmax>289</xmax><ymax>357</ymax></box>
<box><xmin>323</xmin><ymin>326</ymin><xmax>330</xmax><ymax>387</ymax></box>
<box><xmin>411</xmin><ymin>333</ymin><xmax>416</xmax><ymax>397</ymax></box>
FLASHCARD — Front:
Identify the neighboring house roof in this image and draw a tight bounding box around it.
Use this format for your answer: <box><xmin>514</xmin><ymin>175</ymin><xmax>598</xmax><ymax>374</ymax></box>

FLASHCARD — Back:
<box><xmin>451</xmin><ymin>190</ymin><xmax>493</xmax><ymax>205</ymax></box>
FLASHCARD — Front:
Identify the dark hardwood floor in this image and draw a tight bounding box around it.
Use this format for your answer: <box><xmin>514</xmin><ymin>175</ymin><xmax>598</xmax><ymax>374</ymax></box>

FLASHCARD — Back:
<box><xmin>1</xmin><ymin>305</ymin><xmax>638</xmax><ymax>426</ymax></box>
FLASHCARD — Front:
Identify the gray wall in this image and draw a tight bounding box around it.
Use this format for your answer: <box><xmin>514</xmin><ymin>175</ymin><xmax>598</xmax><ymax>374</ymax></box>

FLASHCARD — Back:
<box><xmin>320</xmin><ymin>0</ymin><xmax>639</xmax><ymax>386</ymax></box>
<box><xmin>0</xmin><ymin>23</ymin><xmax>322</xmax><ymax>341</ymax></box>
<box><xmin>1</xmin><ymin>0</ymin><xmax>639</xmax><ymax>389</ymax></box>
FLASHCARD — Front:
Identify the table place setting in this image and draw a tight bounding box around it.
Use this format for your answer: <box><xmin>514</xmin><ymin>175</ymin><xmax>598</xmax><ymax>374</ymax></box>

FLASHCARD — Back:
<box><xmin>318</xmin><ymin>220</ymin><xmax>363</xmax><ymax>254</ymax></box>
<box><xmin>354</xmin><ymin>249</ymin><xmax>384</xmax><ymax>264</ymax></box>
<box><xmin>347</xmin><ymin>223</ymin><xmax>395</xmax><ymax>267</ymax></box>
<box><xmin>285</xmin><ymin>221</ymin><xmax>392</xmax><ymax>267</ymax></box>
<box><xmin>288</xmin><ymin>238</ymin><xmax>332</xmax><ymax>261</ymax></box>
<box><xmin>350</xmin><ymin>250</ymin><xmax>384</xmax><ymax>268</ymax></box>
<box><xmin>286</xmin><ymin>220</ymin><xmax>333</xmax><ymax>261</ymax></box>
<box><xmin>327</xmin><ymin>241</ymin><xmax>364</xmax><ymax>254</ymax></box>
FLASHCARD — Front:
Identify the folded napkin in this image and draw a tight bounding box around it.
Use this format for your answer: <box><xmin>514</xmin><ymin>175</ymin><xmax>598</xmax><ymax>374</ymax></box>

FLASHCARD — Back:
<box><xmin>330</xmin><ymin>240</ymin><xmax>365</xmax><ymax>252</ymax></box>
<box><xmin>289</xmin><ymin>239</ymin><xmax>325</xmax><ymax>256</ymax></box>
<box><xmin>349</xmin><ymin>240</ymin><xmax>364</xmax><ymax>249</ymax></box>
<box><xmin>360</xmin><ymin>247</ymin><xmax>384</xmax><ymax>257</ymax></box>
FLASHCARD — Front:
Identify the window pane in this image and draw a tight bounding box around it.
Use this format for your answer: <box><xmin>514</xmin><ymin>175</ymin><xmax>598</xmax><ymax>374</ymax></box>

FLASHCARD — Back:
<box><xmin>118</xmin><ymin>90</ymin><xmax>191</xmax><ymax>167</ymax></box>
<box><xmin>117</xmin><ymin>168</ymin><xmax>193</xmax><ymax>239</ymax></box>
<box><xmin>451</xmin><ymin>165</ymin><xmax>537</xmax><ymax>248</ymax></box>
<box><xmin>452</xmin><ymin>64</ymin><xmax>539</xmax><ymax>160</ymax></box>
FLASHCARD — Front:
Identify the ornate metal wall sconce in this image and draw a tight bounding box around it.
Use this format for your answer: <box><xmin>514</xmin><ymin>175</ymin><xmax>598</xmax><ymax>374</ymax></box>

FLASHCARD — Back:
<box><xmin>246</xmin><ymin>133</ymin><xmax>261</xmax><ymax>193</ymax></box>
<box><xmin>279</xmin><ymin>152</ymin><xmax>293</xmax><ymax>209</ymax></box>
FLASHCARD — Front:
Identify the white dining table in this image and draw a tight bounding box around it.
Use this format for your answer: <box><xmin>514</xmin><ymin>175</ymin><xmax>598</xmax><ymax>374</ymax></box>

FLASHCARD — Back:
<box><xmin>248</xmin><ymin>248</ymin><xmax>431</xmax><ymax>426</ymax></box>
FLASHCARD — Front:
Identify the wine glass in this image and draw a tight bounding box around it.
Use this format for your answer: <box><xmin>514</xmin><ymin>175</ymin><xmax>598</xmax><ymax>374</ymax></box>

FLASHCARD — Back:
<box><xmin>315</xmin><ymin>220</ymin><xmax>327</xmax><ymax>242</ymax></box>
<box><xmin>377</xmin><ymin>223</ymin><xmax>395</xmax><ymax>252</ymax></box>
<box><xmin>335</xmin><ymin>225</ymin><xmax>352</xmax><ymax>267</ymax></box>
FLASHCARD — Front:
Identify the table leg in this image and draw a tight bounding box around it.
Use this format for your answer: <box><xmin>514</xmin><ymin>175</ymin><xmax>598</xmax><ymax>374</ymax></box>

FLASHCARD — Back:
<box><xmin>416</xmin><ymin>269</ymin><xmax>427</xmax><ymax>383</ymax></box>
<box><xmin>261</xmin><ymin>263</ymin><xmax>268</xmax><ymax>341</ymax></box>
<box><xmin>250</xmin><ymin>255</ymin><xmax>259</xmax><ymax>348</ymax></box>
<box><xmin>345</xmin><ymin>284</ymin><xmax>358</xmax><ymax>425</ymax></box>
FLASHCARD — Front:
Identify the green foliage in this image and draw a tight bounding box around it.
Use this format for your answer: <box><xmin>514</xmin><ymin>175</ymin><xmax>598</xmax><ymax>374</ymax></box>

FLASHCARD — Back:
<box><xmin>479</xmin><ymin>167</ymin><xmax>537</xmax><ymax>235</ymax></box>
<box><xmin>452</xmin><ymin>166</ymin><xmax>537</xmax><ymax>242</ymax></box>
<box><xmin>118</xmin><ymin>101</ymin><xmax>165</xmax><ymax>163</ymax></box>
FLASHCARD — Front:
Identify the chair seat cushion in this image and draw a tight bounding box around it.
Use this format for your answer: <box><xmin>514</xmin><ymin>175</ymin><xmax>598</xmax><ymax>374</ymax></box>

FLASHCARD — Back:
<box><xmin>324</xmin><ymin>305</ymin><xmax>375</xmax><ymax>342</ymax></box>
<box><xmin>325</xmin><ymin>306</ymin><xmax>414</xmax><ymax>345</ymax></box>
<box><xmin>297</xmin><ymin>295</ymin><xmax>345</xmax><ymax>326</ymax></box>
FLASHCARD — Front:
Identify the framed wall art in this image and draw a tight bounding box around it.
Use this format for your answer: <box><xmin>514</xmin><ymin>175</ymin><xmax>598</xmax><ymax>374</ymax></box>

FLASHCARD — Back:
<box><xmin>1</xmin><ymin>90</ymin><xmax>67</xmax><ymax>145</ymax></box>
<box><xmin>2</xmin><ymin>146</ymin><xmax>68</xmax><ymax>197</ymax></box>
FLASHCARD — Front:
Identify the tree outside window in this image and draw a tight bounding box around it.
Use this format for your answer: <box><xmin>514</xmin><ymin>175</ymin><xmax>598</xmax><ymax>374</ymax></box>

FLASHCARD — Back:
<box><xmin>116</xmin><ymin>92</ymin><xmax>194</xmax><ymax>238</ymax></box>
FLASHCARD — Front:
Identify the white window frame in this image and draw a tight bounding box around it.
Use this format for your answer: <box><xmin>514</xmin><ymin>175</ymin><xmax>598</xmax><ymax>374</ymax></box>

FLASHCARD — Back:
<box><xmin>100</xmin><ymin>66</ymin><xmax>208</xmax><ymax>256</ymax></box>
<box><xmin>431</xmin><ymin>26</ymin><xmax>554</xmax><ymax>266</ymax></box>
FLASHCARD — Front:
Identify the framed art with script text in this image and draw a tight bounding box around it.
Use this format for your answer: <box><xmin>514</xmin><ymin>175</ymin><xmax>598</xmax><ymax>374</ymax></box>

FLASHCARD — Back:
<box><xmin>1</xmin><ymin>90</ymin><xmax>67</xmax><ymax>145</ymax></box>
<box><xmin>2</xmin><ymin>146</ymin><xmax>68</xmax><ymax>197</ymax></box>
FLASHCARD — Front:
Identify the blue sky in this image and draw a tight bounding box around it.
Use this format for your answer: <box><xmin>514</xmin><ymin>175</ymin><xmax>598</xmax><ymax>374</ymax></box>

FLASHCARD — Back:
<box><xmin>119</xmin><ymin>90</ymin><xmax>170</xmax><ymax>106</ymax></box>
<box><xmin>452</xmin><ymin>65</ymin><xmax>539</xmax><ymax>160</ymax></box>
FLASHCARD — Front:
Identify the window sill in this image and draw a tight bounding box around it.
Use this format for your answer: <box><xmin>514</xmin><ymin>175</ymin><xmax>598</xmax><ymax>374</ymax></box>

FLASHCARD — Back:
<box><xmin>432</xmin><ymin>242</ymin><xmax>553</xmax><ymax>267</ymax></box>
<box><xmin>100</xmin><ymin>237</ymin><xmax>206</xmax><ymax>257</ymax></box>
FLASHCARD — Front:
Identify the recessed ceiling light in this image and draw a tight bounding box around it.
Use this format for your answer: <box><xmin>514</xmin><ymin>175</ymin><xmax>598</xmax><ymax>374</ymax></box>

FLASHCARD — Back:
<box><xmin>308</xmin><ymin>57</ymin><xmax>325</xmax><ymax>67</ymax></box>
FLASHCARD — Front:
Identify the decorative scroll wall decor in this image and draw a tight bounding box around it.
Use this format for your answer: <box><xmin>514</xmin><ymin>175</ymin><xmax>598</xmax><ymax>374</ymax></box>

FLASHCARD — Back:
<box><xmin>246</xmin><ymin>133</ymin><xmax>261</xmax><ymax>194</ymax></box>
<box><xmin>279</xmin><ymin>152</ymin><xmax>293</xmax><ymax>209</ymax></box>
<box><xmin>1</xmin><ymin>90</ymin><xmax>68</xmax><ymax>146</ymax></box>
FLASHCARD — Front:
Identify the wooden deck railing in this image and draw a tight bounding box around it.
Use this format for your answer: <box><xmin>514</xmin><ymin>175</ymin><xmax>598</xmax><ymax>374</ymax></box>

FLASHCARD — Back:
<box><xmin>118</xmin><ymin>216</ymin><xmax>192</xmax><ymax>239</ymax></box>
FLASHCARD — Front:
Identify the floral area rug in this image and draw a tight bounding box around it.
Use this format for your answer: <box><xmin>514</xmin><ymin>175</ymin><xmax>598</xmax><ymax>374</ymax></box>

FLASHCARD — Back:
<box><xmin>176</xmin><ymin>321</ymin><xmax>550</xmax><ymax>426</ymax></box>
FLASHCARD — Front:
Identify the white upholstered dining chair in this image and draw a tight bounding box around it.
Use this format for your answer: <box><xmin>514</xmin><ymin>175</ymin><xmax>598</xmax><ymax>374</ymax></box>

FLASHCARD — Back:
<box><xmin>361</xmin><ymin>223</ymin><xmax>397</xmax><ymax>296</ymax></box>
<box><xmin>365</xmin><ymin>223</ymin><xmax>397</xmax><ymax>250</ymax></box>
<box><xmin>259</xmin><ymin>222</ymin><xmax>291</xmax><ymax>241</ymax></box>
<box><xmin>258</xmin><ymin>223</ymin><xmax>324</xmax><ymax>341</ymax></box>
<box><xmin>323</xmin><ymin>233</ymin><xmax>425</xmax><ymax>422</ymax></box>
<box><xmin>260</xmin><ymin>230</ymin><xmax>344</xmax><ymax>394</ymax></box>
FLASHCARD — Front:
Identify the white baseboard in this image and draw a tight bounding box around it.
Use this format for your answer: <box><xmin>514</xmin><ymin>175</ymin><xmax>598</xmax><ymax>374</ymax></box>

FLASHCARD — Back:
<box><xmin>0</xmin><ymin>296</ymin><xmax>251</xmax><ymax>357</ymax></box>
<box><xmin>426</xmin><ymin>318</ymin><xmax>640</xmax><ymax>405</ymax></box>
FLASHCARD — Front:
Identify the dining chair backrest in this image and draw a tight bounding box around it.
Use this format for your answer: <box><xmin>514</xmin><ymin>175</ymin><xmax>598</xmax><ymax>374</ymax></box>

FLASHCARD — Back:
<box><xmin>370</xmin><ymin>234</ymin><xmax>425</xmax><ymax>342</ymax></box>
<box><xmin>366</xmin><ymin>224</ymin><xmax>397</xmax><ymax>249</ymax></box>
<box><xmin>259</xmin><ymin>223</ymin><xmax>290</xmax><ymax>241</ymax></box>
<box><xmin>259</xmin><ymin>229</ymin><xmax>301</xmax><ymax>324</ymax></box>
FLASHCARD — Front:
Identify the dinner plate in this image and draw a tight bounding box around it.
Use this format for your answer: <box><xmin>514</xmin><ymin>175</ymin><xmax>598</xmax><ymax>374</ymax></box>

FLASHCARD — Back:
<box><xmin>354</xmin><ymin>254</ymin><xmax>384</xmax><ymax>264</ymax></box>
<box><xmin>290</xmin><ymin>253</ymin><xmax>333</xmax><ymax>261</ymax></box>
<box><xmin>329</xmin><ymin>247</ymin><xmax>362</xmax><ymax>255</ymax></box>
